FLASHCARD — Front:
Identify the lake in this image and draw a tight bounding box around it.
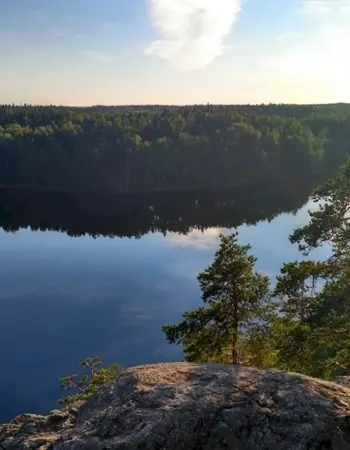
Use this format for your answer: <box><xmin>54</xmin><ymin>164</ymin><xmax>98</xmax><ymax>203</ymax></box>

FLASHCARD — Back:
<box><xmin>0</xmin><ymin>180</ymin><xmax>330</xmax><ymax>422</ymax></box>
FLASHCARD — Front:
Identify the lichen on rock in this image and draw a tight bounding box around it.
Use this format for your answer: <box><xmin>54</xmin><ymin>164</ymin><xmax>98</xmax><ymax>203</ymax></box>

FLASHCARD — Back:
<box><xmin>2</xmin><ymin>363</ymin><xmax>350</xmax><ymax>449</ymax></box>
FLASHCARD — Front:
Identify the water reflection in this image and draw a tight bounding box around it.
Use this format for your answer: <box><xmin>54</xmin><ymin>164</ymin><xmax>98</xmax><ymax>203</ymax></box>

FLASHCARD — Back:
<box><xmin>0</xmin><ymin>177</ymin><xmax>322</xmax><ymax>237</ymax></box>
<box><xmin>0</xmin><ymin>177</ymin><xmax>330</xmax><ymax>422</ymax></box>
<box><xmin>167</xmin><ymin>228</ymin><xmax>224</xmax><ymax>249</ymax></box>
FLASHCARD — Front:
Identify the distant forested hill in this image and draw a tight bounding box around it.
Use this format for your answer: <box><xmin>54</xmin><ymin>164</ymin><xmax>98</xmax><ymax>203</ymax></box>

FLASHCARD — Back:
<box><xmin>0</xmin><ymin>104</ymin><xmax>349</xmax><ymax>193</ymax></box>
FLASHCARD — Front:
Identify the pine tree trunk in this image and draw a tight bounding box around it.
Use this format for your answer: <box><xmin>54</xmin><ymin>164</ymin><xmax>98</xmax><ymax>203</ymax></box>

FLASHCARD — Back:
<box><xmin>232</xmin><ymin>298</ymin><xmax>238</xmax><ymax>364</ymax></box>
<box><xmin>232</xmin><ymin>333</ymin><xmax>238</xmax><ymax>364</ymax></box>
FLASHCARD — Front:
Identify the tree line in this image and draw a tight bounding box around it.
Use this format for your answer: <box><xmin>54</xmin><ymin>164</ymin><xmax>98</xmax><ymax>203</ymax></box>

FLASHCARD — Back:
<box><xmin>163</xmin><ymin>157</ymin><xmax>350</xmax><ymax>379</ymax></box>
<box><xmin>1</xmin><ymin>104</ymin><xmax>350</xmax><ymax>192</ymax></box>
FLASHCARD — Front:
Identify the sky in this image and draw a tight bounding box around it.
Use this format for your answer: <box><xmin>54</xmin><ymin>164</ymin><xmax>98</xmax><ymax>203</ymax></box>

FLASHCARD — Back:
<box><xmin>0</xmin><ymin>0</ymin><xmax>349</xmax><ymax>105</ymax></box>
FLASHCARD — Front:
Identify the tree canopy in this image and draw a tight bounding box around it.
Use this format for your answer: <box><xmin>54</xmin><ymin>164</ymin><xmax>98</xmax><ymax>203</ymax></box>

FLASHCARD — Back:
<box><xmin>1</xmin><ymin>104</ymin><xmax>350</xmax><ymax>193</ymax></box>
<box><xmin>163</xmin><ymin>233</ymin><xmax>272</xmax><ymax>364</ymax></box>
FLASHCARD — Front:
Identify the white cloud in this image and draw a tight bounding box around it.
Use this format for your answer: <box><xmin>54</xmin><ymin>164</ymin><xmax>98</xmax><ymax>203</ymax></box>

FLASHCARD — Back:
<box><xmin>145</xmin><ymin>0</ymin><xmax>243</xmax><ymax>72</ymax></box>
<box><xmin>82</xmin><ymin>50</ymin><xmax>114</xmax><ymax>63</ymax></box>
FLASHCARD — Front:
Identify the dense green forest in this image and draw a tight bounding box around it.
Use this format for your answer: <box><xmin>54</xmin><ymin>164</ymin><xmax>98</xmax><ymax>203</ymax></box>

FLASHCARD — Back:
<box><xmin>1</xmin><ymin>104</ymin><xmax>350</xmax><ymax>192</ymax></box>
<box><xmin>163</xmin><ymin>157</ymin><xmax>350</xmax><ymax>380</ymax></box>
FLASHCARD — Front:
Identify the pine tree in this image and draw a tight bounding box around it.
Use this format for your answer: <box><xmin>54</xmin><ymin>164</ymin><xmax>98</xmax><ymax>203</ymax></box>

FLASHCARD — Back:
<box><xmin>271</xmin><ymin>158</ymin><xmax>350</xmax><ymax>378</ymax></box>
<box><xmin>59</xmin><ymin>357</ymin><xmax>124</xmax><ymax>404</ymax></box>
<box><xmin>274</xmin><ymin>260</ymin><xmax>334</xmax><ymax>320</ymax></box>
<box><xmin>163</xmin><ymin>233</ymin><xmax>272</xmax><ymax>364</ymax></box>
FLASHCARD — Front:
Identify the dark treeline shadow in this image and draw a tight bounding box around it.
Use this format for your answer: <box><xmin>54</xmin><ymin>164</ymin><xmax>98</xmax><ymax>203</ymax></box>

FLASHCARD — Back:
<box><xmin>0</xmin><ymin>175</ymin><xmax>328</xmax><ymax>239</ymax></box>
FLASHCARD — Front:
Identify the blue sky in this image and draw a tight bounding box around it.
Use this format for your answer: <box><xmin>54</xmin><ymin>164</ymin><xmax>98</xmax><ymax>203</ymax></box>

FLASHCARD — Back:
<box><xmin>0</xmin><ymin>0</ymin><xmax>349</xmax><ymax>105</ymax></box>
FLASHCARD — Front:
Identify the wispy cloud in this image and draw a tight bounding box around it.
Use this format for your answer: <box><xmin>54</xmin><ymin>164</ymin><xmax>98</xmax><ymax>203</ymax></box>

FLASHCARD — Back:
<box><xmin>268</xmin><ymin>1</ymin><xmax>350</xmax><ymax>84</ymax></box>
<box><xmin>302</xmin><ymin>0</ymin><xmax>350</xmax><ymax>15</ymax></box>
<box><xmin>276</xmin><ymin>32</ymin><xmax>304</xmax><ymax>42</ymax></box>
<box><xmin>270</xmin><ymin>0</ymin><xmax>350</xmax><ymax>100</ymax></box>
<box><xmin>77</xmin><ymin>33</ymin><xmax>90</xmax><ymax>40</ymax></box>
<box><xmin>145</xmin><ymin>0</ymin><xmax>243</xmax><ymax>72</ymax></box>
<box><xmin>50</xmin><ymin>29</ymin><xmax>91</xmax><ymax>40</ymax></box>
<box><xmin>51</xmin><ymin>29</ymin><xmax>67</xmax><ymax>38</ymax></box>
<box><xmin>82</xmin><ymin>50</ymin><xmax>114</xmax><ymax>63</ymax></box>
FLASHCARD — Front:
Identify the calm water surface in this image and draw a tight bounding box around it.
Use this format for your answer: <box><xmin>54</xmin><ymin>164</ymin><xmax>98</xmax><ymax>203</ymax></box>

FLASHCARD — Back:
<box><xmin>0</xmin><ymin>184</ymin><xmax>329</xmax><ymax>422</ymax></box>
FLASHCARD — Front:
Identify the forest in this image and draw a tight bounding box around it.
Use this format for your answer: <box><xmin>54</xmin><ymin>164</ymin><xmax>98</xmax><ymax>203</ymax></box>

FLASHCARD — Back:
<box><xmin>163</xmin><ymin>157</ymin><xmax>350</xmax><ymax>380</ymax></box>
<box><xmin>1</xmin><ymin>104</ymin><xmax>350</xmax><ymax>192</ymax></box>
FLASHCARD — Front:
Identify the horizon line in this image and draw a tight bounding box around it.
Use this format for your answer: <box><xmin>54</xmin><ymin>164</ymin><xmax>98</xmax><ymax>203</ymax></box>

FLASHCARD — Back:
<box><xmin>1</xmin><ymin>102</ymin><xmax>349</xmax><ymax>108</ymax></box>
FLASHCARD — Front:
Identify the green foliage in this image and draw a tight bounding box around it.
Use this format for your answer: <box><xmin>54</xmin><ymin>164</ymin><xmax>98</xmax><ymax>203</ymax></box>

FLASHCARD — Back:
<box><xmin>274</xmin><ymin>260</ymin><xmax>335</xmax><ymax>320</ymax></box>
<box><xmin>270</xmin><ymin>158</ymin><xmax>350</xmax><ymax>378</ymax></box>
<box><xmin>58</xmin><ymin>357</ymin><xmax>124</xmax><ymax>405</ymax></box>
<box><xmin>238</xmin><ymin>325</ymin><xmax>278</xmax><ymax>369</ymax></box>
<box><xmin>163</xmin><ymin>233</ymin><xmax>272</xmax><ymax>364</ymax></box>
<box><xmin>162</xmin><ymin>158</ymin><xmax>350</xmax><ymax>380</ymax></box>
<box><xmin>291</xmin><ymin>156</ymin><xmax>350</xmax><ymax>258</ymax></box>
<box><xmin>1</xmin><ymin>104</ymin><xmax>349</xmax><ymax>193</ymax></box>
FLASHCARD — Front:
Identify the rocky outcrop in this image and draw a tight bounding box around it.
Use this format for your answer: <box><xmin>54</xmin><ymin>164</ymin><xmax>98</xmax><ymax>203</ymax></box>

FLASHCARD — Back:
<box><xmin>2</xmin><ymin>363</ymin><xmax>350</xmax><ymax>449</ymax></box>
<box><xmin>0</xmin><ymin>402</ymin><xmax>82</xmax><ymax>450</ymax></box>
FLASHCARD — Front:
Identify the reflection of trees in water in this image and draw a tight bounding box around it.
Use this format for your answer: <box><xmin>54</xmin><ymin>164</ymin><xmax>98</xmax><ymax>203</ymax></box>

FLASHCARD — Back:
<box><xmin>0</xmin><ymin>177</ymin><xmax>327</xmax><ymax>238</ymax></box>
